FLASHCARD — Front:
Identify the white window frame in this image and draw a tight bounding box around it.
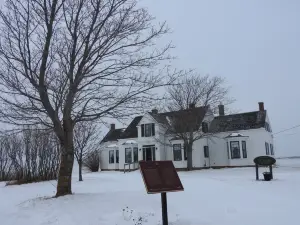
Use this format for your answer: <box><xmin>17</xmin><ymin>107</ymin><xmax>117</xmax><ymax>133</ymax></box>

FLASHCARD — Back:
<box><xmin>173</xmin><ymin>144</ymin><xmax>182</xmax><ymax>161</ymax></box>
<box><xmin>230</xmin><ymin>141</ymin><xmax>241</xmax><ymax>159</ymax></box>
<box><xmin>125</xmin><ymin>148</ymin><xmax>132</xmax><ymax>163</ymax></box>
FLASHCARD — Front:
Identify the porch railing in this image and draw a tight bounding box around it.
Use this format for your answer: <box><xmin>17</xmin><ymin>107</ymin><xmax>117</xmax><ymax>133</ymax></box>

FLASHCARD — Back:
<box><xmin>124</xmin><ymin>162</ymin><xmax>138</xmax><ymax>173</ymax></box>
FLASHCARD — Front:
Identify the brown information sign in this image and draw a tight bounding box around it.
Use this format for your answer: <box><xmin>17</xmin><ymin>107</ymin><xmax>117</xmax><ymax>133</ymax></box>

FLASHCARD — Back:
<box><xmin>139</xmin><ymin>160</ymin><xmax>184</xmax><ymax>194</ymax></box>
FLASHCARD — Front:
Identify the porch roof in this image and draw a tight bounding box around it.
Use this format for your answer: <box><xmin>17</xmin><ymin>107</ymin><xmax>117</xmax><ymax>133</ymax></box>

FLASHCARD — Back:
<box><xmin>224</xmin><ymin>133</ymin><xmax>248</xmax><ymax>138</ymax></box>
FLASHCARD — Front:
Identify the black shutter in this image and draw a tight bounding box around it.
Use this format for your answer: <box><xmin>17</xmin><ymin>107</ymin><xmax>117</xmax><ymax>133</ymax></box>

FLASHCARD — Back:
<box><xmin>152</xmin><ymin>123</ymin><xmax>155</xmax><ymax>136</ymax></box>
<box><xmin>227</xmin><ymin>142</ymin><xmax>230</xmax><ymax>159</ymax></box>
<box><xmin>204</xmin><ymin>146</ymin><xmax>209</xmax><ymax>158</ymax></box>
<box><xmin>184</xmin><ymin>144</ymin><xmax>187</xmax><ymax>160</ymax></box>
<box><xmin>141</xmin><ymin>124</ymin><xmax>145</xmax><ymax>137</ymax></box>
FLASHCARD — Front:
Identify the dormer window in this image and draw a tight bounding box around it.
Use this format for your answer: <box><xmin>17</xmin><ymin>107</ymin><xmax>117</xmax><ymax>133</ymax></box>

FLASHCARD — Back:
<box><xmin>141</xmin><ymin>123</ymin><xmax>155</xmax><ymax>137</ymax></box>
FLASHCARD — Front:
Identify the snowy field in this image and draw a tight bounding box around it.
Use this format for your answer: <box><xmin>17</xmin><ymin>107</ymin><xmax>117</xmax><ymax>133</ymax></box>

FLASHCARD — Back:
<box><xmin>1</xmin><ymin>159</ymin><xmax>300</xmax><ymax>225</ymax></box>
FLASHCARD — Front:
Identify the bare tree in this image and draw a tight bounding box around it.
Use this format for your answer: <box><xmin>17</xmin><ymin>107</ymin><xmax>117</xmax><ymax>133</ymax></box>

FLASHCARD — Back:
<box><xmin>167</xmin><ymin>73</ymin><xmax>233</xmax><ymax>112</ymax></box>
<box><xmin>163</xmin><ymin>74</ymin><xmax>233</xmax><ymax>170</ymax></box>
<box><xmin>0</xmin><ymin>136</ymin><xmax>13</xmax><ymax>180</ymax></box>
<box><xmin>83</xmin><ymin>149</ymin><xmax>100</xmax><ymax>172</ymax></box>
<box><xmin>0</xmin><ymin>0</ymin><xmax>179</xmax><ymax>196</ymax></box>
<box><xmin>0</xmin><ymin>127</ymin><xmax>60</xmax><ymax>183</ymax></box>
<box><xmin>74</xmin><ymin>121</ymin><xmax>100</xmax><ymax>181</ymax></box>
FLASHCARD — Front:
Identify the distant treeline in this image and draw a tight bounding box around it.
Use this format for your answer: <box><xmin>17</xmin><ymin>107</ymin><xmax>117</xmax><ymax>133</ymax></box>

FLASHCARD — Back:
<box><xmin>276</xmin><ymin>156</ymin><xmax>300</xmax><ymax>159</ymax></box>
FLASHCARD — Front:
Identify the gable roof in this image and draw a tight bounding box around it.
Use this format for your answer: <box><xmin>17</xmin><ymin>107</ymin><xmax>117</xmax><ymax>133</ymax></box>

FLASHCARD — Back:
<box><xmin>120</xmin><ymin>116</ymin><xmax>142</xmax><ymax>139</ymax></box>
<box><xmin>209</xmin><ymin>110</ymin><xmax>266</xmax><ymax>133</ymax></box>
<box><xmin>101</xmin><ymin>116</ymin><xmax>143</xmax><ymax>143</ymax></box>
<box><xmin>149</xmin><ymin>106</ymin><xmax>208</xmax><ymax>133</ymax></box>
<box><xmin>101</xmin><ymin>128</ymin><xmax>124</xmax><ymax>143</ymax></box>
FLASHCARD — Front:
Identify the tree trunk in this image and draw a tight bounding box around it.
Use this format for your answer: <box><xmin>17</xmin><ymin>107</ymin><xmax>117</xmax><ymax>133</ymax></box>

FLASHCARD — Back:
<box><xmin>78</xmin><ymin>159</ymin><xmax>83</xmax><ymax>182</ymax></box>
<box><xmin>186</xmin><ymin>143</ymin><xmax>193</xmax><ymax>171</ymax></box>
<box><xmin>56</xmin><ymin>123</ymin><xmax>74</xmax><ymax>197</ymax></box>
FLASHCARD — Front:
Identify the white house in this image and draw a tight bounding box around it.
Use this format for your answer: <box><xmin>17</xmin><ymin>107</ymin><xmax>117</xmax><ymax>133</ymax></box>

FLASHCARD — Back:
<box><xmin>99</xmin><ymin>102</ymin><xmax>275</xmax><ymax>171</ymax></box>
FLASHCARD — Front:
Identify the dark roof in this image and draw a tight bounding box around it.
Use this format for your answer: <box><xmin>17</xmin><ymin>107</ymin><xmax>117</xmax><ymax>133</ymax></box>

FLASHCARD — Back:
<box><xmin>209</xmin><ymin>110</ymin><xmax>266</xmax><ymax>133</ymax></box>
<box><xmin>101</xmin><ymin>116</ymin><xmax>142</xmax><ymax>143</ymax></box>
<box><xmin>101</xmin><ymin>128</ymin><xmax>124</xmax><ymax>143</ymax></box>
<box><xmin>101</xmin><ymin>107</ymin><xmax>208</xmax><ymax>143</ymax></box>
<box><xmin>120</xmin><ymin>116</ymin><xmax>143</xmax><ymax>139</ymax></box>
<box><xmin>150</xmin><ymin>106</ymin><xmax>208</xmax><ymax>133</ymax></box>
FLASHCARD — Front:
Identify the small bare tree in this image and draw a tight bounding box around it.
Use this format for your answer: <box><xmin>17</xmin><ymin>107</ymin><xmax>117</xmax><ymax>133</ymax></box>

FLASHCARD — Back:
<box><xmin>164</xmin><ymin>74</ymin><xmax>233</xmax><ymax>170</ymax></box>
<box><xmin>0</xmin><ymin>0</ymin><xmax>179</xmax><ymax>196</ymax></box>
<box><xmin>0</xmin><ymin>136</ymin><xmax>13</xmax><ymax>180</ymax></box>
<box><xmin>74</xmin><ymin>121</ymin><xmax>100</xmax><ymax>181</ymax></box>
<box><xmin>167</xmin><ymin>74</ymin><xmax>233</xmax><ymax>112</ymax></box>
<box><xmin>0</xmin><ymin>127</ymin><xmax>60</xmax><ymax>183</ymax></box>
<box><xmin>83</xmin><ymin>150</ymin><xmax>100</xmax><ymax>172</ymax></box>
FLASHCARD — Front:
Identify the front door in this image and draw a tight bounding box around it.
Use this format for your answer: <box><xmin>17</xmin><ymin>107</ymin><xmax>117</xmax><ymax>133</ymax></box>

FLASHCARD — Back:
<box><xmin>145</xmin><ymin>148</ymin><xmax>152</xmax><ymax>161</ymax></box>
<box><xmin>143</xmin><ymin>145</ymin><xmax>156</xmax><ymax>161</ymax></box>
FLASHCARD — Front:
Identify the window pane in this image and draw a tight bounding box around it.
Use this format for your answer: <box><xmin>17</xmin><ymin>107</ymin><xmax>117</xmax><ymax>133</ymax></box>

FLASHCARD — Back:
<box><xmin>109</xmin><ymin>150</ymin><xmax>114</xmax><ymax>164</ymax></box>
<box><xmin>145</xmin><ymin>124</ymin><xmax>152</xmax><ymax>137</ymax></box>
<box><xmin>183</xmin><ymin>144</ymin><xmax>187</xmax><ymax>160</ymax></box>
<box><xmin>116</xmin><ymin>150</ymin><xmax>119</xmax><ymax>163</ymax></box>
<box><xmin>242</xmin><ymin>141</ymin><xmax>247</xmax><ymax>158</ymax></box>
<box><xmin>173</xmin><ymin>144</ymin><xmax>182</xmax><ymax>161</ymax></box>
<box><xmin>125</xmin><ymin>148</ymin><xmax>132</xmax><ymax>163</ymax></box>
<box><xmin>133</xmin><ymin>147</ymin><xmax>138</xmax><ymax>162</ymax></box>
<box><xmin>230</xmin><ymin>141</ymin><xmax>240</xmax><ymax>159</ymax></box>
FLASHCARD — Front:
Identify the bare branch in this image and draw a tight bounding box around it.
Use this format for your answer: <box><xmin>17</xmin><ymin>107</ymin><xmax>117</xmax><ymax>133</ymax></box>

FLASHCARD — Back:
<box><xmin>0</xmin><ymin>0</ymin><xmax>178</xmax><ymax>196</ymax></box>
<box><xmin>159</xmin><ymin>73</ymin><xmax>234</xmax><ymax>170</ymax></box>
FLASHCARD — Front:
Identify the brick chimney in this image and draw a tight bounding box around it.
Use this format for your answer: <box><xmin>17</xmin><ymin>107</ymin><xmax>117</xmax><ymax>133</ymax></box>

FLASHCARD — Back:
<box><xmin>189</xmin><ymin>103</ymin><xmax>195</xmax><ymax>109</ymax></box>
<box><xmin>258</xmin><ymin>102</ymin><xmax>264</xmax><ymax>111</ymax></box>
<box><xmin>110</xmin><ymin>123</ymin><xmax>115</xmax><ymax>130</ymax></box>
<box><xmin>151</xmin><ymin>109</ymin><xmax>158</xmax><ymax>114</ymax></box>
<box><xmin>218</xmin><ymin>104</ymin><xmax>225</xmax><ymax>116</ymax></box>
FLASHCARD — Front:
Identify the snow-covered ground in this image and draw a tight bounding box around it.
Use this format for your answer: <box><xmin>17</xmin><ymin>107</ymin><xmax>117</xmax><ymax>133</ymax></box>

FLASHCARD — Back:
<box><xmin>1</xmin><ymin>159</ymin><xmax>300</xmax><ymax>225</ymax></box>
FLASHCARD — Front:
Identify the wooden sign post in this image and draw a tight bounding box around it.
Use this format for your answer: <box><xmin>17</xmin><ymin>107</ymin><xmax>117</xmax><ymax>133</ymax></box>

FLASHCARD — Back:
<box><xmin>253</xmin><ymin>156</ymin><xmax>276</xmax><ymax>181</ymax></box>
<box><xmin>139</xmin><ymin>161</ymin><xmax>184</xmax><ymax>225</ymax></box>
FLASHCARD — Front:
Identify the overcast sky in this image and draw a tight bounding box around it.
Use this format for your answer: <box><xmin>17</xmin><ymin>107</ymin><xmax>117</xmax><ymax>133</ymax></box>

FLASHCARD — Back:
<box><xmin>0</xmin><ymin>0</ymin><xmax>298</xmax><ymax>157</ymax></box>
<box><xmin>139</xmin><ymin>0</ymin><xmax>300</xmax><ymax>157</ymax></box>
